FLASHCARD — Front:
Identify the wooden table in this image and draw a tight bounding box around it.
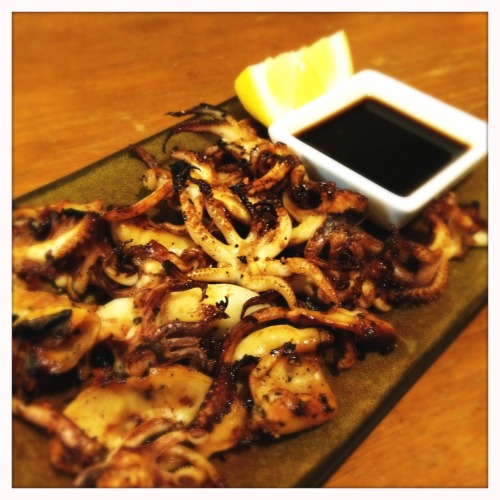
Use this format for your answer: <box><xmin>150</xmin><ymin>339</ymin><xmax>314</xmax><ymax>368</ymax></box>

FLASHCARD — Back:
<box><xmin>13</xmin><ymin>12</ymin><xmax>487</xmax><ymax>488</ymax></box>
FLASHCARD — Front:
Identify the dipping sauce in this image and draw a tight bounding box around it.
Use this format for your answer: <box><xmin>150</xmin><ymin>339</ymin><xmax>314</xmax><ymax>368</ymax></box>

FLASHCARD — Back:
<box><xmin>296</xmin><ymin>98</ymin><xmax>469</xmax><ymax>196</ymax></box>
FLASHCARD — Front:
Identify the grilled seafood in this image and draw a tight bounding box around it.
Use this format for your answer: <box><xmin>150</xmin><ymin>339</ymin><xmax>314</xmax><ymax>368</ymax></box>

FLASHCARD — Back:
<box><xmin>12</xmin><ymin>104</ymin><xmax>487</xmax><ymax>488</ymax></box>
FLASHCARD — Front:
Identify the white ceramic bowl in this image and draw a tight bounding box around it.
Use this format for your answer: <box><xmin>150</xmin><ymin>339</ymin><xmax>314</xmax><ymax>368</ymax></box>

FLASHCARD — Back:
<box><xmin>268</xmin><ymin>70</ymin><xmax>487</xmax><ymax>228</ymax></box>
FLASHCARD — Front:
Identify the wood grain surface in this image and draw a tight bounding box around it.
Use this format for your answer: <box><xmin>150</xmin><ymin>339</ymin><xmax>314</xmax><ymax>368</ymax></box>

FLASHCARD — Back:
<box><xmin>12</xmin><ymin>12</ymin><xmax>488</xmax><ymax>488</ymax></box>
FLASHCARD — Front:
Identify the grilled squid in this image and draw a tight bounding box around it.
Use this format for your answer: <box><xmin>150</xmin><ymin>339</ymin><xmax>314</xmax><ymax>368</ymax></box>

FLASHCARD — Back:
<box><xmin>12</xmin><ymin>104</ymin><xmax>487</xmax><ymax>488</ymax></box>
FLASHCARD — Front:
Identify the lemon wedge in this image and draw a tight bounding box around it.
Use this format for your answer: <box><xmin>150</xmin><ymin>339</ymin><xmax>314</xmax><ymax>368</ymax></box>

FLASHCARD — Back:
<box><xmin>235</xmin><ymin>30</ymin><xmax>353</xmax><ymax>127</ymax></box>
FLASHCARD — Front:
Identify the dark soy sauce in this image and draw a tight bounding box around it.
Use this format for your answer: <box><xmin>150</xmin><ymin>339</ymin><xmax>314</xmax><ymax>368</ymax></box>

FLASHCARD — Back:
<box><xmin>297</xmin><ymin>98</ymin><xmax>469</xmax><ymax>196</ymax></box>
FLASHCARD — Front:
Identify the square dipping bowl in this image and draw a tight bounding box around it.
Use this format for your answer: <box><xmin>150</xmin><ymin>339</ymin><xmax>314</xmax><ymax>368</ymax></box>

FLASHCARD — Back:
<box><xmin>268</xmin><ymin>69</ymin><xmax>487</xmax><ymax>228</ymax></box>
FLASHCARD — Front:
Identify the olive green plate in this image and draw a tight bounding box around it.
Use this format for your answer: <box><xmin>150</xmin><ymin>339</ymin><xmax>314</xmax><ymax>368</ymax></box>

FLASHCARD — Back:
<box><xmin>12</xmin><ymin>98</ymin><xmax>488</xmax><ymax>488</ymax></box>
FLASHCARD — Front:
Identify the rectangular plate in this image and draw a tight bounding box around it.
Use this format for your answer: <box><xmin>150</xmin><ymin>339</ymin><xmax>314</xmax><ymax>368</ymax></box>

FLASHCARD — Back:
<box><xmin>12</xmin><ymin>98</ymin><xmax>488</xmax><ymax>488</ymax></box>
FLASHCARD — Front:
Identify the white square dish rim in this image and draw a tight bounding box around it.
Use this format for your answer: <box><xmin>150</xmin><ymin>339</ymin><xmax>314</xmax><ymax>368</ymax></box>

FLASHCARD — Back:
<box><xmin>268</xmin><ymin>69</ymin><xmax>487</xmax><ymax>227</ymax></box>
